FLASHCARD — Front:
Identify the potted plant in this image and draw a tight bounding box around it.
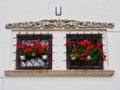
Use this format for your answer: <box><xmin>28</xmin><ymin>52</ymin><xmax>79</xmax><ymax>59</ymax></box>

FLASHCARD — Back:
<box><xmin>18</xmin><ymin>39</ymin><xmax>51</xmax><ymax>61</ymax></box>
<box><xmin>41</xmin><ymin>44</ymin><xmax>49</xmax><ymax>60</ymax></box>
<box><xmin>66</xmin><ymin>39</ymin><xmax>106</xmax><ymax>62</ymax></box>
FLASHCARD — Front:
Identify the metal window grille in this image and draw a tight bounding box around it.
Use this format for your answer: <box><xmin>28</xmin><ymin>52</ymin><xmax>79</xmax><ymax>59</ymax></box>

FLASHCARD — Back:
<box><xmin>16</xmin><ymin>34</ymin><xmax>52</xmax><ymax>70</ymax></box>
<box><xmin>66</xmin><ymin>34</ymin><xmax>103</xmax><ymax>69</ymax></box>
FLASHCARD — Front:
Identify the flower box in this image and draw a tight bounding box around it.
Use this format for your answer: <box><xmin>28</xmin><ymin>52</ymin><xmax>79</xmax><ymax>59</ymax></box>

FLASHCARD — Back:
<box><xmin>16</xmin><ymin>34</ymin><xmax>52</xmax><ymax>70</ymax></box>
<box><xmin>66</xmin><ymin>34</ymin><xmax>106</xmax><ymax>69</ymax></box>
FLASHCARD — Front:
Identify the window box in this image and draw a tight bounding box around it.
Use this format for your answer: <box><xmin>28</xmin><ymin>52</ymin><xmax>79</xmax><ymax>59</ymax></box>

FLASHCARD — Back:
<box><xmin>66</xmin><ymin>34</ymin><xmax>105</xmax><ymax>69</ymax></box>
<box><xmin>16</xmin><ymin>34</ymin><xmax>52</xmax><ymax>70</ymax></box>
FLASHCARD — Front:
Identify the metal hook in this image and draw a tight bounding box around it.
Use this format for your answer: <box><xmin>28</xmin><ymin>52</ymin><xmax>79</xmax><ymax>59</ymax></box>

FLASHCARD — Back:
<box><xmin>55</xmin><ymin>6</ymin><xmax>62</xmax><ymax>16</ymax></box>
<box><xmin>26</xmin><ymin>31</ymin><xmax>28</xmax><ymax>34</ymax></box>
<box><xmin>33</xmin><ymin>31</ymin><xmax>35</xmax><ymax>34</ymax></box>
<box><xmin>63</xmin><ymin>37</ymin><xmax>66</xmax><ymax>39</ymax></box>
<box><xmin>40</xmin><ymin>31</ymin><xmax>42</xmax><ymax>34</ymax></box>
<box><xmin>91</xmin><ymin>32</ymin><xmax>92</xmax><ymax>37</ymax></box>
<box><xmin>98</xmin><ymin>32</ymin><xmax>100</xmax><ymax>34</ymax></box>
<box><xmin>84</xmin><ymin>31</ymin><xmax>86</xmax><ymax>34</ymax></box>
<box><xmin>47</xmin><ymin>31</ymin><xmax>49</xmax><ymax>34</ymax></box>
<box><xmin>19</xmin><ymin>31</ymin><xmax>21</xmax><ymax>34</ymax></box>
<box><xmin>69</xmin><ymin>31</ymin><xmax>71</xmax><ymax>34</ymax></box>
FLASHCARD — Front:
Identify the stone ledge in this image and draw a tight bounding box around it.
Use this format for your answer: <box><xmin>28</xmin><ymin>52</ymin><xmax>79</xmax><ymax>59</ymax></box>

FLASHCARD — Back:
<box><xmin>4</xmin><ymin>70</ymin><xmax>114</xmax><ymax>77</ymax></box>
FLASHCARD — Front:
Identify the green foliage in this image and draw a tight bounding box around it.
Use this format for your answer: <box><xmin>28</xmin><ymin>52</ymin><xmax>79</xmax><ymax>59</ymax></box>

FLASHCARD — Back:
<box><xmin>66</xmin><ymin>39</ymin><xmax>104</xmax><ymax>63</ymax></box>
<box><xmin>69</xmin><ymin>53</ymin><xmax>77</xmax><ymax>58</ymax></box>
<box><xmin>42</xmin><ymin>48</ymin><xmax>48</xmax><ymax>55</ymax></box>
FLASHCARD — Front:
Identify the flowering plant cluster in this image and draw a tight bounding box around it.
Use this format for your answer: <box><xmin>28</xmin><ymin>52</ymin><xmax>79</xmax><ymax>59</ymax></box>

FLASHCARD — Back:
<box><xmin>18</xmin><ymin>39</ymin><xmax>51</xmax><ymax>59</ymax></box>
<box><xmin>66</xmin><ymin>39</ymin><xmax>106</xmax><ymax>61</ymax></box>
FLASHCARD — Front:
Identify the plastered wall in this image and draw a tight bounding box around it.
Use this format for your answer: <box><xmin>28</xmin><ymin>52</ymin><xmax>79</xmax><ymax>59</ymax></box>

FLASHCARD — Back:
<box><xmin>0</xmin><ymin>0</ymin><xmax>120</xmax><ymax>90</ymax></box>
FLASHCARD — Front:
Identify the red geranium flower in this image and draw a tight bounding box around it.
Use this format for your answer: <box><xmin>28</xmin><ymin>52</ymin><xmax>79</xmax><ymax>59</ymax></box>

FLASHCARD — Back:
<box><xmin>44</xmin><ymin>44</ymin><xmax>49</xmax><ymax>49</ymax></box>
<box><xmin>102</xmin><ymin>54</ymin><xmax>106</xmax><ymax>60</ymax></box>
<box><xmin>18</xmin><ymin>45</ymin><xmax>22</xmax><ymax>49</ymax></box>
<box><xmin>80</xmin><ymin>57</ymin><xmax>85</xmax><ymax>61</ymax></box>
<box><xmin>66</xmin><ymin>39</ymin><xmax>71</xmax><ymax>47</ymax></box>
<box><xmin>38</xmin><ymin>48</ymin><xmax>43</xmax><ymax>53</ymax></box>
<box><xmin>72</xmin><ymin>49</ymin><xmax>79</xmax><ymax>53</ymax></box>
<box><xmin>97</xmin><ymin>43</ymin><xmax>102</xmax><ymax>47</ymax></box>
<box><xmin>36</xmin><ymin>43</ymin><xmax>41</xmax><ymax>48</ymax></box>
<box><xmin>37</xmin><ymin>39</ymin><xmax>40</xmax><ymax>43</ymax></box>
<box><xmin>77</xmin><ymin>41</ymin><xmax>84</xmax><ymax>46</ymax></box>
<box><xmin>78</xmin><ymin>54</ymin><xmax>81</xmax><ymax>57</ymax></box>
<box><xmin>23</xmin><ymin>44</ymin><xmax>27</xmax><ymax>48</ymax></box>
<box><xmin>86</xmin><ymin>47</ymin><xmax>89</xmax><ymax>53</ymax></box>
<box><xmin>71</xmin><ymin>41</ymin><xmax>76</xmax><ymax>44</ymax></box>
<box><xmin>25</xmin><ymin>47</ymin><xmax>32</xmax><ymax>53</ymax></box>
<box><xmin>48</xmin><ymin>51</ymin><xmax>52</xmax><ymax>55</ymax></box>
<box><xmin>85</xmin><ymin>39</ymin><xmax>91</xmax><ymax>45</ymax></box>
<box><xmin>81</xmin><ymin>54</ymin><xmax>86</xmax><ymax>57</ymax></box>
<box><xmin>29</xmin><ymin>46</ymin><xmax>34</xmax><ymax>50</ymax></box>
<box><xmin>89</xmin><ymin>44</ymin><xmax>95</xmax><ymax>49</ymax></box>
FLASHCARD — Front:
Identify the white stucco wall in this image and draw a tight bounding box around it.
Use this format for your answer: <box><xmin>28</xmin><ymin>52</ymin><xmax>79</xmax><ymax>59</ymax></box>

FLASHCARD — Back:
<box><xmin>0</xmin><ymin>0</ymin><xmax>120</xmax><ymax>90</ymax></box>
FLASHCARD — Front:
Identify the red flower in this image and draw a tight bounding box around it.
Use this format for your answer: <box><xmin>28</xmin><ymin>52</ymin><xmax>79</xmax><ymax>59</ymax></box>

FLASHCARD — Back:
<box><xmin>30</xmin><ymin>46</ymin><xmax>34</xmax><ymax>49</ymax></box>
<box><xmin>98</xmin><ymin>48</ymin><xmax>102</xmax><ymax>54</ymax></box>
<box><xmin>38</xmin><ymin>48</ymin><xmax>43</xmax><ymax>53</ymax></box>
<box><xmin>102</xmin><ymin>54</ymin><xmax>106</xmax><ymax>60</ymax></box>
<box><xmin>19</xmin><ymin>41</ymin><xmax>23</xmax><ymax>45</ymax></box>
<box><xmin>77</xmin><ymin>41</ymin><xmax>84</xmax><ymax>46</ymax></box>
<box><xmin>18</xmin><ymin>45</ymin><xmax>22</xmax><ymax>49</ymax></box>
<box><xmin>44</xmin><ymin>44</ymin><xmax>49</xmax><ymax>49</ymax></box>
<box><xmin>25</xmin><ymin>47</ymin><xmax>32</xmax><ymax>53</ymax></box>
<box><xmin>66</xmin><ymin>43</ymin><xmax>70</xmax><ymax>47</ymax></box>
<box><xmin>67</xmin><ymin>39</ymin><xmax>70</xmax><ymax>43</ymax></box>
<box><xmin>86</xmin><ymin>47</ymin><xmax>89</xmax><ymax>53</ymax></box>
<box><xmin>78</xmin><ymin>54</ymin><xmax>81</xmax><ymax>57</ymax></box>
<box><xmin>72</xmin><ymin>49</ymin><xmax>79</xmax><ymax>53</ymax></box>
<box><xmin>66</xmin><ymin>39</ymin><xmax>71</xmax><ymax>47</ymax></box>
<box><xmin>48</xmin><ymin>51</ymin><xmax>52</xmax><ymax>55</ymax></box>
<box><xmin>89</xmin><ymin>44</ymin><xmax>95</xmax><ymax>49</ymax></box>
<box><xmin>97</xmin><ymin>43</ymin><xmax>102</xmax><ymax>47</ymax></box>
<box><xmin>85</xmin><ymin>39</ymin><xmax>91</xmax><ymax>45</ymax></box>
<box><xmin>36</xmin><ymin>43</ymin><xmax>41</xmax><ymax>48</ymax></box>
<box><xmin>23</xmin><ymin>44</ymin><xmax>27</xmax><ymax>48</ymax></box>
<box><xmin>37</xmin><ymin>39</ymin><xmax>40</xmax><ymax>43</ymax></box>
<box><xmin>71</xmin><ymin>41</ymin><xmax>76</xmax><ymax>44</ymax></box>
<box><xmin>29</xmin><ymin>40</ymin><xmax>33</xmax><ymax>44</ymax></box>
<box><xmin>81</xmin><ymin>54</ymin><xmax>86</xmax><ymax>57</ymax></box>
<box><xmin>80</xmin><ymin>57</ymin><xmax>85</xmax><ymax>61</ymax></box>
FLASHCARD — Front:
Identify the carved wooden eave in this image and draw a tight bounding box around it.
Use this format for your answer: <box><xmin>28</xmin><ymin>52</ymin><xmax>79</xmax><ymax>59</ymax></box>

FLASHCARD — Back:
<box><xmin>5</xmin><ymin>19</ymin><xmax>114</xmax><ymax>31</ymax></box>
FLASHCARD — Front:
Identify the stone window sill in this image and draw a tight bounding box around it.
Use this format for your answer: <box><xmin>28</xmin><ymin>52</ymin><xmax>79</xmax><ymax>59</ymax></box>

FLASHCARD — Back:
<box><xmin>4</xmin><ymin>70</ymin><xmax>114</xmax><ymax>77</ymax></box>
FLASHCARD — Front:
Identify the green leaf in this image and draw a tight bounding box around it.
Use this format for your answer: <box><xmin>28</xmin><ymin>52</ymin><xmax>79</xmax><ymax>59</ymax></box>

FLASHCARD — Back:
<box><xmin>69</xmin><ymin>53</ymin><xmax>77</xmax><ymax>57</ymax></box>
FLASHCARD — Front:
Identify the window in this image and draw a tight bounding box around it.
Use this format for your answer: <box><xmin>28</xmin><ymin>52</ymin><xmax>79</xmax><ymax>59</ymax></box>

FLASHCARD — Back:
<box><xmin>4</xmin><ymin>19</ymin><xmax>115</xmax><ymax>76</ymax></box>
<box><xmin>16</xmin><ymin>34</ymin><xmax>52</xmax><ymax>70</ymax></box>
<box><xmin>66</xmin><ymin>34</ymin><xmax>104</xmax><ymax>69</ymax></box>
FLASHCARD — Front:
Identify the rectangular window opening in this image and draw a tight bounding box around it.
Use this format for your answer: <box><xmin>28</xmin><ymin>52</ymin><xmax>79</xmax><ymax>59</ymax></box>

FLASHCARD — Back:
<box><xmin>66</xmin><ymin>34</ymin><xmax>104</xmax><ymax>70</ymax></box>
<box><xmin>16</xmin><ymin>34</ymin><xmax>52</xmax><ymax>70</ymax></box>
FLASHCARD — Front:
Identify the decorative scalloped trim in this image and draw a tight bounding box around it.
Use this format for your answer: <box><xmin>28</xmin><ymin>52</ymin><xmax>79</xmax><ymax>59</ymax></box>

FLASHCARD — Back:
<box><xmin>5</xmin><ymin>19</ymin><xmax>114</xmax><ymax>30</ymax></box>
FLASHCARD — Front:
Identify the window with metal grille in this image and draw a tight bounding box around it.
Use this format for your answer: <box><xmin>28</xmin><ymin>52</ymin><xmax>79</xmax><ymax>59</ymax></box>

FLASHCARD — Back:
<box><xmin>16</xmin><ymin>34</ymin><xmax>52</xmax><ymax>70</ymax></box>
<box><xmin>66</xmin><ymin>34</ymin><xmax>103</xmax><ymax>69</ymax></box>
